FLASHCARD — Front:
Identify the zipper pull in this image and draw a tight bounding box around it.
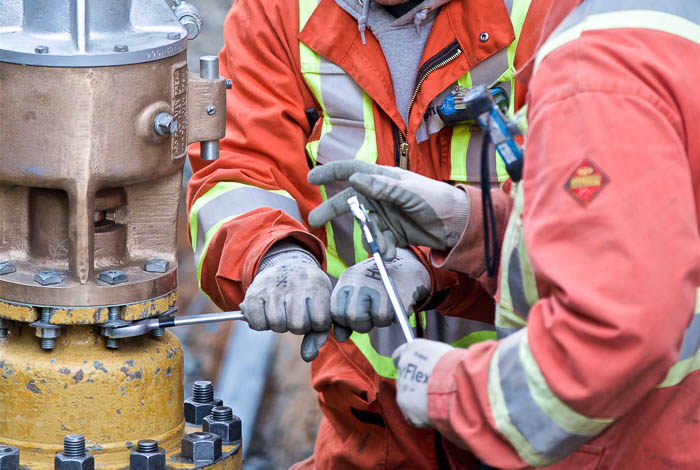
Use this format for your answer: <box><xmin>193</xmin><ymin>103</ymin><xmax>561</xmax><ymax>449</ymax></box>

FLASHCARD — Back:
<box><xmin>399</xmin><ymin>142</ymin><xmax>409</xmax><ymax>170</ymax></box>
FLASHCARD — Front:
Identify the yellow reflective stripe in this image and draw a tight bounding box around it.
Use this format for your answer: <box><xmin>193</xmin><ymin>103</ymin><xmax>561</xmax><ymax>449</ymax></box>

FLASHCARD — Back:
<box><xmin>519</xmin><ymin>333</ymin><xmax>613</xmax><ymax>437</ymax></box>
<box><xmin>298</xmin><ymin>0</ymin><xmax>317</xmax><ymax>30</ymax></box>
<box><xmin>350</xmin><ymin>330</ymin><xmax>398</xmax><ymax>379</ymax></box>
<box><xmin>657</xmin><ymin>351</ymin><xmax>700</xmax><ymax>388</ymax></box>
<box><xmin>488</xmin><ymin>333</ymin><xmax>556</xmax><ymax>467</ymax></box>
<box><xmin>449</xmin><ymin>73</ymin><xmax>473</xmax><ymax>181</ymax></box>
<box><xmin>518</xmin><ymin>222</ymin><xmax>540</xmax><ymax>308</ymax></box>
<box><xmin>450</xmin><ymin>330</ymin><xmax>497</xmax><ymax>348</ymax></box>
<box><xmin>535</xmin><ymin>10</ymin><xmax>700</xmax><ymax>73</ymax></box>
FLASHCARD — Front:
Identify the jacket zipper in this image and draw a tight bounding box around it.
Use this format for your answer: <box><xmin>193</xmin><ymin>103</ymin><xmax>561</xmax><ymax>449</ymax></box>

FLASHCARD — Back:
<box><xmin>394</xmin><ymin>40</ymin><xmax>463</xmax><ymax>170</ymax></box>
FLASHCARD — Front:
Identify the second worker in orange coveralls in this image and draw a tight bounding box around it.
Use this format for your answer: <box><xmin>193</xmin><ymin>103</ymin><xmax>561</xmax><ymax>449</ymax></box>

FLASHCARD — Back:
<box><xmin>308</xmin><ymin>0</ymin><xmax>700</xmax><ymax>468</ymax></box>
<box><xmin>187</xmin><ymin>0</ymin><xmax>551</xmax><ymax>467</ymax></box>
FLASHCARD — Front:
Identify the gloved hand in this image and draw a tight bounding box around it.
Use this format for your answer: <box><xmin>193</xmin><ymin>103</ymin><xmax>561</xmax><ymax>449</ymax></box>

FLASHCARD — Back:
<box><xmin>241</xmin><ymin>241</ymin><xmax>350</xmax><ymax>362</ymax></box>
<box><xmin>331</xmin><ymin>248</ymin><xmax>430</xmax><ymax>333</ymax></box>
<box><xmin>392</xmin><ymin>338</ymin><xmax>454</xmax><ymax>427</ymax></box>
<box><xmin>308</xmin><ymin>161</ymin><xmax>470</xmax><ymax>260</ymax></box>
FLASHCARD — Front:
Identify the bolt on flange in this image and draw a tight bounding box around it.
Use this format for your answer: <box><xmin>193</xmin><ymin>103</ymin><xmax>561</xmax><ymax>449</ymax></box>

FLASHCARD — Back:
<box><xmin>0</xmin><ymin>318</ymin><xmax>10</xmax><ymax>339</ymax></box>
<box><xmin>34</xmin><ymin>271</ymin><xmax>63</xmax><ymax>286</ymax></box>
<box><xmin>0</xmin><ymin>444</ymin><xmax>19</xmax><ymax>470</ymax></box>
<box><xmin>144</xmin><ymin>258</ymin><xmax>169</xmax><ymax>273</ymax></box>
<box><xmin>98</xmin><ymin>270</ymin><xmax>128</xmax><ymax>285</ymax></box>
<box><xmin>184</xmin><ymin>381</ymin><xmax>223</xmax><ymax>424</ymax></box>
<box><xmin>130</xmin><ymin>439</ymin><xmax>165</xmax><ymax>470</ymax></box>
<box><xmin>0</xmin><ymin>261</ymin><xmax>16</xmax><ymax>276</ymax></box>
<box><xmin>29</xmin><ymin>307</ymin><xmax>63</xmax><ymax>350</ymax></box>
<box><xmin>181</xmin><ymin>432</ymin><xmax>221</xmax><ymax>464</ymax></box>
<box><xmin>55</xmin><ymin>434</ymin><xmax>94</xmax><ymax>470</ymax></box>
<box><xmin>203</xmin><ymin>406</ymin><xmax>242</xmax><ymax>444</ymax></box>
<box><xmin>101</xmin><ymin>306</ymin><xmax>130</xmax><ymax>349</ymax></box>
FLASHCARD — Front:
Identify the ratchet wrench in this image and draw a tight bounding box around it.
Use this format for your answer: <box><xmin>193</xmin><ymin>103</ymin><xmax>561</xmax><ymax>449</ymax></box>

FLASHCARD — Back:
<box><xmin>106</xmin><ymin>309</ymin><xmax>246</xmax><ymax>339</ymax></box>
<box><xmin>347</xmin><ymin>196</ymin><xmax>415</xmax><ymax>343</ymax></box>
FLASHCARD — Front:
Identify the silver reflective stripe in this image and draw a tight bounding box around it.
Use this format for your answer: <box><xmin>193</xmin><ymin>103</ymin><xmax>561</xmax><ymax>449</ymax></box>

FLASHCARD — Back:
<box><xmin>194</xmin><ymin>186</ymin><xmax>302</xmax><ymax>258</ymax></box>
<box><xmin>507</xmin><ymin>241</ymin><xmax>531</xmax><ymax>318</ymax></box>
<box><xmin>470</xmin><ymin>48</ymin><xmax>510</xmax><ymax>88</ymax></box>
<box><xmin>496</xmin><ymin>325</ymin><xmax>520</xmax><ymax>339</ymax></box>
<box><xmin>317</xmin><ymin>58</ymin><xmax>367</xmax><ymax>163</ymax></box>
<box><xmin>498</xmin><ymin>331</ymin><xmax>591</xmax><ymax>460</ymax></box>
<box><xmin>679</xmin><ymin>314</ymin><xmax>700</xmax><ymax>361</ymax></box>
<box><xmin>504</xmin><ymin>0</ymin><xmax>514</xmax><ymax>15</ymax></box>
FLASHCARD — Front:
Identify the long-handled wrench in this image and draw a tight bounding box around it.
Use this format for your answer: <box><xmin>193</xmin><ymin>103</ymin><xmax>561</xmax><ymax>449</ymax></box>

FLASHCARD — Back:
<box><xmin>106</xmin><ymin>310</ymin><xmax>246</xmax><ymax>339</ymax></box>
<box><xmin>347</xmin><ymin>196</ymin><xmax>415</xmax><ymax>343</ymax></box>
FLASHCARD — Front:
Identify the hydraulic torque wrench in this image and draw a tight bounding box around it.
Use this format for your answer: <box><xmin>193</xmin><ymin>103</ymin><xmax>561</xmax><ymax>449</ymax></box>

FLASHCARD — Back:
<box><xmin>347</xmin><ymin>196</ymin><xmax>415</xmax><ymax>343</ymax></box>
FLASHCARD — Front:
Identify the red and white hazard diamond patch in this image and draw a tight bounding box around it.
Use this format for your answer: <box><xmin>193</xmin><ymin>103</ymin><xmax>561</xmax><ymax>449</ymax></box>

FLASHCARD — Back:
<box><xmin>564</xmin><ymin>159</ymin><xmax>608</xmax><ymax>206</ymax></box>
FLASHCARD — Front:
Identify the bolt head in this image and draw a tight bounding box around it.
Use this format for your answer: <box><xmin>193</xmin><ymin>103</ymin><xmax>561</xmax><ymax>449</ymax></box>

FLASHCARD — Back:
<box><xmin>114</xmin><ymin>44</ymin><xmax>128</xmax><ymax>52</ymax></box>
<box><xmin>0</xmin><ymin>445</ymin><xmax>19</xmax><ymax>470</ymax></box>
<box><xmin>167</xmin><ymin>32</ymin><xmax>181</xmax><ymax>40</ymax></box>
<box><xmin>0</xmin><ymin>262</ymin><xmax>16</xmax><ymax>276</ymax></box>
<box><xmin>181</xmin><ymin>432</ymin><xmax>221</xmax><ymax>463</ymax></box>
<box><xmin>98</xmin><ymin>270</ymin><xmax>128</xmax><ymax>285</ymax></box>
<box><xmin>206</xmin><ymin>105</ymin><xmax>216</xmax><ymax>116</ymax></box>
<box><xmin>154</xmin><ymin>113</ymin><xmax>179</xmax><ymax>136</ymax></box>
<box><xmin>35</xmin><ymin>45</ymin><xmax>49</xmax><ymax>54</ymax></box>
<box><xmin>34</xmin><ymin>271</ymin><xmax>63</xmax><ymax>286</ymax></box>
<box><xmin>225</xmin><ymin>79</ymin><xmax>233</xmax><ymax>89</ymax></box>
<box><xmin>54</xmin><ymin>453</ymin><xmax>94</xmax><ymax>470</ymax></box>
<box><xmin>203</xmin><ymin>414</ymin><xmax>242</xmax><ymax>444</ymax></box>
<box><xmin>184</xmin><ymin>396</ymin><xmax>222</xmax><ymax>425</ymax></box>
<box><xmin>130</xmin><ymin>447</ymin><xmax>165</xmax><ymax>470</ymax></box>
<box><xmin>144</xmin><ymin>258</ymin><xmax>169</xmax><ymax>273</ymax></box>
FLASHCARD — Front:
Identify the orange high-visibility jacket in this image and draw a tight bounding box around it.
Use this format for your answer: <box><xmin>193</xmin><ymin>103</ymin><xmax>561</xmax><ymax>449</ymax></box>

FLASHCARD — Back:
<box><xmin>426</xmin><ymin>0</ymin><xmax>700</xmax><ymax>468</ymax></box>
<box><xmin>187</xmin><ymin>0</ymin><xmax>549</xmax><ymax>467</ymax></box>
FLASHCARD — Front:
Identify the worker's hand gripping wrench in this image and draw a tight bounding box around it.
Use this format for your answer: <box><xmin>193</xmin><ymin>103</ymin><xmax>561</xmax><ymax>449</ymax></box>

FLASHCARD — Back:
<box><xmin>347</xmin><ymin>196</ymin><xmax>415</xmax><ymax>343</ymax></box>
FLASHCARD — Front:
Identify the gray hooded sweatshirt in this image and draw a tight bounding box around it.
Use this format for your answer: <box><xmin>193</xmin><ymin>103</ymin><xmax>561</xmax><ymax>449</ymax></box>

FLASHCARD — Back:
<box><xmin>335</xmin><ymin>0</ymin><xmax>452</xmax><ymax>126</ymax></box>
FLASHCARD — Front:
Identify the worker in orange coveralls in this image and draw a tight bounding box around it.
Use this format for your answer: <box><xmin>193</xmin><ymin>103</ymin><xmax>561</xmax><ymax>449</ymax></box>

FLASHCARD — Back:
<box><xmin>308</xmin><ymin>0</ymin><xmax>700</xmax><ymax>468</ymax></box>
<box><xmin>186</xmin><ymin>0</ymin><xmax>553</xmax><ymax>467</ymax></box>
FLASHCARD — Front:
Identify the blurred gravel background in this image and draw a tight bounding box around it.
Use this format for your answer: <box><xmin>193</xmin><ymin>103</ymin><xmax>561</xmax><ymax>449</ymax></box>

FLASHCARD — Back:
<box><xmin>176</xmin><ymin>2</ymin><xmax>322</xmax><ymax>468</ymax></box>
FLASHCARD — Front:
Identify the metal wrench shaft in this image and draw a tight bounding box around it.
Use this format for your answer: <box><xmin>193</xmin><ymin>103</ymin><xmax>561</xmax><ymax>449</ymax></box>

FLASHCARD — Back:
<box><xmin>348</xmin><ymin>196</ymin><xmax>415</xmax><ymax>343</ymax></box>
<box><xmin>107</xmin><ymin>310</ymin><xmax>245</xmax><ymax>339</ymax></box>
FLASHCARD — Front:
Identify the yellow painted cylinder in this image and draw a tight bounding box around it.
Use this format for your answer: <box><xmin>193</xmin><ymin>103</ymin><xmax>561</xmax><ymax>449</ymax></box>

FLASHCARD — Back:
<box><xmin>0</xmin><ymin>325</ymin><xmax>185</xmax><ymax>468</ymax></box>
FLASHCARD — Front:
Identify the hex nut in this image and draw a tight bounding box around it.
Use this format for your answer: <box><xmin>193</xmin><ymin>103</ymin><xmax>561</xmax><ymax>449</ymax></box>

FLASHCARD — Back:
<box><xmin>0</xmin><ymin>445</ymin><xmax>19</xmax><ymax>470</ymax></box>
<box><xmin>181</xmin><ymin>432</ymin><xmax>221</xmax><ymax>463</ymax></box>
<box><xmin>144</xmin><ymin>258</ymin><xmax>169</xmax><ymax>273</ymax></box>
<box><xmin>0</xmin><ymin>262</ymin><xmax>16</xmax><ymax>276</ymax></box>
<box><xmin>203</xmin><ymin>414</ymin><xmax>242</xmax><ymax>444</ymax></box>
<box><xmin>130</xmin><ymin>447</ymin><xmax>165</xmax><ymax>470</ymax></box>
<box><xmin>98</xmin><ymin>270</ymin><xmax>128</xmax><ymax>285</ymax></box>
<box><xmin>184</xmin><ymin>397</ymin><xmax>223</xmax><ymax>425</ymax></box>
<box><xmin>153</xmin><ymin>113</ymin><xmax>179</xmax><ymax>136</ymax></box>
<box><xmin>54</xmin><ymin>452</ymin><xmax>94</xmax><ymax>470</ymax></box>
<box><xmin>34</xmin><ymin>271</ymin><xmax>63</xmax><ymax>286</ymax></box>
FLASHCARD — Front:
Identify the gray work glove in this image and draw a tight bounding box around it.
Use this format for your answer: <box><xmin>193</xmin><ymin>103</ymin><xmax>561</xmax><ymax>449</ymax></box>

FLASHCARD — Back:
<box><xmin>331</xmin><ymin>248</ymin><xmax>430</xmax><ymax>332</ymax></box>
<box><xmin>308</xmin><ymin>161</ymin><xmax>470</xmax><ymax>260</ymax></box>
<box><xmin>241</xmin><ymin>241</ymin><xmax>351</xmax><ymax>362</ymax></box>
<box><xmin>392</xmin><ymin>338</ymin><xmax>454</xmax><ymax>427</ymax></box>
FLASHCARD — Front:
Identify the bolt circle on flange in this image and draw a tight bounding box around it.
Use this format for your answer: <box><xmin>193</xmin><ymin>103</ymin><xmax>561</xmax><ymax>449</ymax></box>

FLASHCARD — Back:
<box><xmin>0</xmin><ymin>261</ymin><xmax>16</xmax><ymax>275</ymax></box>
<box><xmin>144</xmin><ymin>258</ymin><xmax>169</xmax><ymax>273</ymax></box>
<box><xmin>98</xmin><ymin>270</ymin><xmax>128</xmax><ymax>285</ymax></box>
<box><xmin>34</xmin><ymin>271</ymin><xmax>63</xmax><ymax>286</ymax></box>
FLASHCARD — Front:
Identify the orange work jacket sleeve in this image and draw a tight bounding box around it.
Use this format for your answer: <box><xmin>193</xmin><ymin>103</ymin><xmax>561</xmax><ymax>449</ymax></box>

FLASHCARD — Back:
<box><xmin>424</xmin><ymin>7</ymin><xmax>700</xmax><ymax>470</ymax></box>
<box><xmin>186</xmin><ymin>0</ymin><xmax>327</xmax><ymax>310</ymax></box>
